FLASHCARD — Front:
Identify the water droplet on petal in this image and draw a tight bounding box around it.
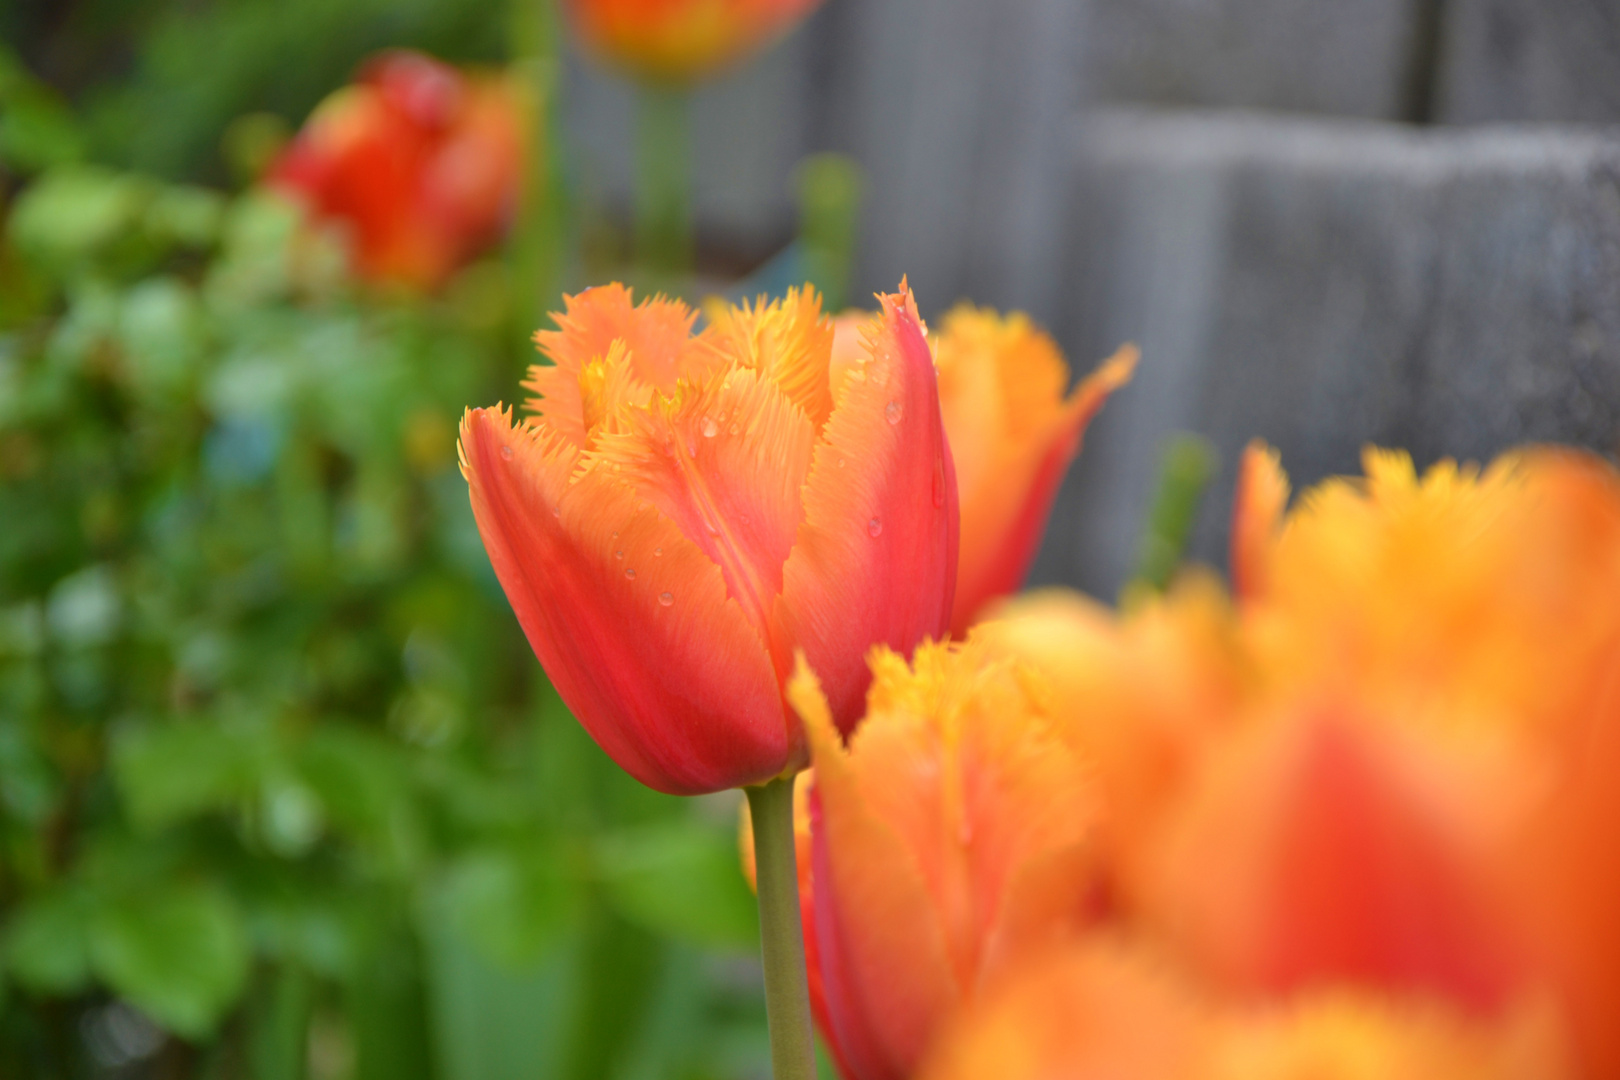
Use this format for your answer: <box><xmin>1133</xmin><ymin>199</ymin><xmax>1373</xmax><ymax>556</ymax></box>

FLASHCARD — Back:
<box><xmin>739</xmin><ymin>513</ymin><xmax>751</xmax><ymax>526</ymax></box>
<box><xmin>615</xmin><ymin>550</ymin><xmax>624</xmax><ymax>560</ymax></box>
<box><xmin>653</xmin><ymin>547</ymin><xmax>662</xmax><ymax>557</ymax></box>
<box><xmin>729</xmin><ymin>422</ymin><xmax>740</xmax><ymax>436</ymax></box>
<box><xmin>500</xmin><ymin>445</ymin><xmax>514</xmax><ymax>460</ymax></box>
<box><xmin>885</xmin><ymin>400</ymin><xmax>903</xmax><ymax>425</ymax></box>
<box><xmin>837</xmin><ymin>457</ymin><xmax>846</xmax><ymax>469</ymax></box>
<box><xmin>624</xmin><ymin>568</ymin><xmax>636</xmax><ymax>580</ymax></box>
<box><xmin>658</xmin><ymin>591</ymin><xmax>674</xmax><ymax>607</ymax></box>
<box><xmin>868</xmin><ymin>517</ymin><xmax>883</xmax><ymax>538</ymax></box>
<box><xmin>701</xmin><ymin>417</ymin><xmax>719</xmax><ymax>438</ymax></box>
<box><xmin>552</xmin><ymin>506</ymin><xmax>561</xmax><ymax>517</ymax></box>
<box><xmin>611</xmin><ymin>532</ymin><xmax>619</xmax><ymax>540</ymax></box>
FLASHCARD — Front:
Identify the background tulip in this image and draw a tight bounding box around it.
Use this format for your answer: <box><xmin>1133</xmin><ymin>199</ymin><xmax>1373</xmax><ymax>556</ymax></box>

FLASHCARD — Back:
<box><xmin>932</xmin><ymin>307</ymin><xmax>1135</xmax><ymax>635</ymax></box>
<box><xmin>564</xmin><ymin>0</ymin><xmax>827</xmax><ymax>84</ymax></box>
<box><xmin>919</xmin><ymin>940</ymin><xmax>1566</xmax><ymax>1080</ymax></box>
<box><xmin>786</xmin><ymin>637</ymin><xmax>1098</xmax><ymax>1080</ymax></box>
<box><xmin>268</xmin><ymin>50</ymin><xmax>525</xmax><ymax>292</ymax></box>
<box><xmin>459</xmin><ymin>283</ymin><xmax>957</xmax><ymax>795</ymax></box>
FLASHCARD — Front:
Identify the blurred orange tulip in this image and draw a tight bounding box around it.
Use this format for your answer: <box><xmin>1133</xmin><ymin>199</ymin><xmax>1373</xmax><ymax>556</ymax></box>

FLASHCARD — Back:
<box><xmin>1141</xmin><ymin>443</ymin><xmax>1620</xmax><ymax>1015</ymax></box>
<box><xmin>459</xmin><ymin>283</ymin><xmax>957</xmax><ymax>794</ymax></box>
<box><xmin>932</xmin><ymin>307</ymin><xmax>1135</xmax><ymax>635</ymax></box>
<box><xmin>564</xmin><ymin>0</ymin><xmax>826</xmax><ymax>83</ymax></box>
<box><xmin>784</xmin><ymin>636</ymin><xmax>1098</xmax><ymax>1080</ymax></box>
<box><xmin>268</xmin><ymin>50</ymin><xmax>525</xmax><ymax>291</ymax></box>
<box><xmin>920</xmin><ymin>940</ymin><xmax>1566</xmax><ymax>1080</ymax></box>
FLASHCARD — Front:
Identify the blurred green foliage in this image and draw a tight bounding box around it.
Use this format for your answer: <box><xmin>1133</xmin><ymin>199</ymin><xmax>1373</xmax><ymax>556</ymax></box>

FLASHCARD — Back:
<box><xmin>0</xmin><ymin>43</ymin><xmax>771</xmax><ymax>1080</ymax></box>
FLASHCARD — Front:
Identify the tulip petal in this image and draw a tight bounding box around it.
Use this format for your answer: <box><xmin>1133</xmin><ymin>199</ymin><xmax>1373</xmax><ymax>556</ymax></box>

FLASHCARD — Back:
<box><xmin>700</xmin><ymin>287</ymin><xmax>838</xmax><ymax>431</ymax></box>
<box><xmin>950</xmin><ymin>343</ymin><xmax>1136</xmax><ymax>635</ymax></box>
<box><xmin>774</xmin><ymin>286</ymin><xmax>959</xmax><ymax>729</ymax></box>
<box><xmin>460</xmin><ymin>404</ymin><xmax>789</xmax><ymax>794</ymax></box>
<box><xmin>1231</xmin><ymin>440</ymin><xmax>1290</xmax><ymax>603</ymax></box>
<box><xmin>525</xmin><ymin>284</ymin><xmax>712</xmax><ymax>446</ymax></box>
<box><xmin>792</xmin><ymin>657</ymin><xmax>956</xmax><ymax>1080</ymax></box>
<box><xmin>591</xmin><ymin>364</ymin><xmax>816</xmax><ymax>648</ymax></box>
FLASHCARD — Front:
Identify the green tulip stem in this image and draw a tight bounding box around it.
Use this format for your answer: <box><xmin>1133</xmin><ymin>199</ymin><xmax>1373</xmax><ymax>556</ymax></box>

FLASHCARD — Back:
<box><xmin>746</xmin><ymin>776</ymin><xmax>817</xmax><ymax>1080</ymax></box>
<box><xmin>634</xmin><ymin>83</ymin><xmax>694</xmax><ymax>280</ymax></box>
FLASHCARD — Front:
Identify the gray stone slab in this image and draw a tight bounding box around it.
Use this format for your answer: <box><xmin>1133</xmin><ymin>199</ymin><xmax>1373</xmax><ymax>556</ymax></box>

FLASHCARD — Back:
<box><xmin>1437</xmin><ymin>0</ymin><xmax>1620</xmax><ymax>123</ymax></box>
<box><xmin>1034</xmin><ymin>109</ymin><xmax>1620</xmax><ymax>600</ymax></box>
<box><xmin>1075</xmin><ymin>0</ymin><xmax>1431</xmax><ymax>119</ymax></box>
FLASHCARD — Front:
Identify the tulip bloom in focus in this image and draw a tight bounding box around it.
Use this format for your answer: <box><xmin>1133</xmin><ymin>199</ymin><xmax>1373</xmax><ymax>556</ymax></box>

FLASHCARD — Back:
<box><xmin>785</xmin><ymin>637</ymin><xmax>1098</xmax><ymax>1080</ymax></box>
<box><xmin>565</xmin><ymin>0</ymin><xmax>826</xmax><ymax>83</ymax></box>
<box><xmin>933</xmin><ymin>307</ymin><xmax>1135</xmax><ymax>634</ymax></box>
<box><xmin>459</xmin><ymin>283</ymin><xmax>957</xmax><ymax>795</ymax></box>
<box><xmin>269</xmin><ymin>50</ymin><xmax>525</xmax><ymax>291</ymax></box>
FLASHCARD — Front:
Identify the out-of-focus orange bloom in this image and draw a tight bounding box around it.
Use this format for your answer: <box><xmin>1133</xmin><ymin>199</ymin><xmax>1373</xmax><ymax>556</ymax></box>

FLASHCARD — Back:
<box><xmin>785</xmin><ymin>637</ymin><xmax>1097</xmax><ymax>1080</ymax></box>
<box><xmin>268</xmin><ymin>50</ymin><xmax>525</xmax><ymax>291</ymax></box>
<box><xmin>920</xmin><ymin>941</ymin><xmax>1566</xmax><ymax>1080</ymax></box>
<box><xmin>977</xmin><ymin>577</ymin><xmax>1249</xmax><ymax>908</ymax></box>
<box><xmin>564</xmin><ymin>0</ymin><xmax>825</xmax><ymax>83</ymax></box>
<box><xmin>1140</xmin><ymin>444</ymin><xmax>1620</xmax><ymax>1014</ymax></box>
<box><xmin>932</xmin><ymin>307</ymin><xmax>1135</xmax><ymax>635</ymax></box>
<box><xmin>832</xmin><ymin>305</ymin><xmax>1134</xmax><ymax>637</ymax></box>
<box><xmin>459</xmin><ymin>283</ymin><xmax>957</xmax><ymax>795</ymax></box>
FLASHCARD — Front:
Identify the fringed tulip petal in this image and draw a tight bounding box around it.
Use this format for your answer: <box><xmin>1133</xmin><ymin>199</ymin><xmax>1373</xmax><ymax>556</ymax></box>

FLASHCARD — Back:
<box><xmin>1230</xmin><ymin>439</ymin><xmax>1289</xmax><ymax>602</ymax></box>
<box><xmin>460</xmin><ymin>405</ymin><xmax>786</xmax><ymax>794</ymax></box>
<box><xmin>774</xmin><ymin>288</ymin><xmax>959</xmax><ymax>729</ymax></box>
<box><xmin>793</xmin><ymin>658</ymin><xmax>955</xmax><ymax>1080</ymax></box>
<box><xmin>701</xmin><ymin>287</ymin><xmax>838</xmax><ymax>430</ymax></box>
<box><xmin>796</xmin><ymin>640</ymin><xmax>1097</xmax><ymax>1080</ymax></box>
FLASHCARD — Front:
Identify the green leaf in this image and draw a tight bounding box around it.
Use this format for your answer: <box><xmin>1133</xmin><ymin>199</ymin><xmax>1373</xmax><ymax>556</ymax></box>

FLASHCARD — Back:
<box><xmin>5</xmin><ymin>887</ymin><xmax>93</xmax><ymax>993</ymax></box>
<box><xmin>89</xmin><ymin>883</ymin><xmax>250</xmax><ymax>1039</ymax></box>
<box><xmin>8</xmin><ymin>167</ymin><xmax>152</xmax><ymax>272</ymax></box>
<box><xmin>595</xmin><ymin>822</ymin><xmax>759</xmax><ymax>950</ymax></box>
<box><xmin>440</xmin><ymin>848</ymin><xmax>578</xmax><ymax>969</ymax></box>
<box><xmin>111</xmin><ymin>721</ymin><xmax>260</xmax><ymax>832</ymax></box>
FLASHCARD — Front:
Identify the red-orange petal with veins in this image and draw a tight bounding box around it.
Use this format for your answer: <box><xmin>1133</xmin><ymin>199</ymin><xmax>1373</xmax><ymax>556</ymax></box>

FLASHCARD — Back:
<box><xmin>593</xmin><ymin>363</ymin><xmax>816</xmax><ymax>648</ymax></box>
<box><xmin>460</xmin><ymin>404</ymin><xmax>790</xmax><ymax>793</ymax></box>
<box><xmin>1231</xmin><ymin>440</ymin><xmax>1290</xmax><ymax>603</ymax></box>
<box><xmin>772</xmin><ymin>287</ymin><xmax>959</xmax><ymax>729</ymax></box>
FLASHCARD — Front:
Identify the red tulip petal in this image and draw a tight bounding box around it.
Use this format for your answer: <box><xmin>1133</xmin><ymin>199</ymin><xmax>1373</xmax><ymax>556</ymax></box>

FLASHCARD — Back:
<box><xmin>773</xmin><ymin>286</ymin><xmax>959</xmax><ymax>729</ymax></box>
<box><xmin>460</xmin><ymin>404</ymin><xmax>789</xmax><ymax>794</ymax></box>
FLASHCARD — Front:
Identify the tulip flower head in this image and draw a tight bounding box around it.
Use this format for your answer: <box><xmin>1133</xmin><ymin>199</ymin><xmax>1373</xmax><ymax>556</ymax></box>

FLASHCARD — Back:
<box><xmin>269</xmin><ymin>50</ymin><xmax>525</xmax><ymax>291</ymax></box>
<box><xmin>932</xmin><ymin>307</ymin><xmax>1135</xmax><ymax>635</ymax></box>
<box><xmin>786</xmin><ymin>636</ymin><xmax>1098</xmax><ymax>1080</ymax></box>
<box><xmin>460</xmin><ymin>283</ymin><xmax>957</xmax><ymax>795</ymax></box>
<box><xmin>565</xmin><ymin>0</ymin><xmax>827</xmax><ymax>84</ymax></box>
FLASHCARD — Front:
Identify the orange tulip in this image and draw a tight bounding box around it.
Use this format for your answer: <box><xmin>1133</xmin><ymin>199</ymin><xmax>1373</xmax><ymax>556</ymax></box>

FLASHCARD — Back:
<box><xmin>1139</xmin><ymin>444</ymin><xmax>1620</xmax><ymax>1014</ymax></box>
<box><xmin>920</xmin><ymin>940</ymin><xmax>1566</xmax><ymax>1080</ymax></box>
<box><xmin>268</xmin><ymin>50</ymin><xmax>525</xmax><ymax>291</ymax></box>
<box><xmin>785</xmin><ymin>636</ymin><xmax>1098</xmax><ymax>1079</ymax></box>
<box><xmin>564</xmin><ymin>0</ymin><xmax>825</xmax><ymax>84</ymax></box>
<box><xmin>459</xmin><ymin>283</ymin><xmax>957</xmax><ymax>795</ymax></box>
<box><xmin>932</xmin><ymin>307</ymin><xmax>1135</xmax><ymax>635</ymax></box>
<box><xmin>977</xmin><ymin>577</ymin><xmax>1250</xmax><ymax>910</ymax></box>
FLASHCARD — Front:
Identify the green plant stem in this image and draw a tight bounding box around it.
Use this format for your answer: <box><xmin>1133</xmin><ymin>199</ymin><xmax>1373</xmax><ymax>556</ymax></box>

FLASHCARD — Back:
<box><xmin>634</xmin><ymin>84</ymin><xmax>693</xmax><ymax>281</ymax></box>
<box><xmin>746</xmin><ymin>777</ymin><xmax>816</xmax><ymax>1080</ymax></box>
